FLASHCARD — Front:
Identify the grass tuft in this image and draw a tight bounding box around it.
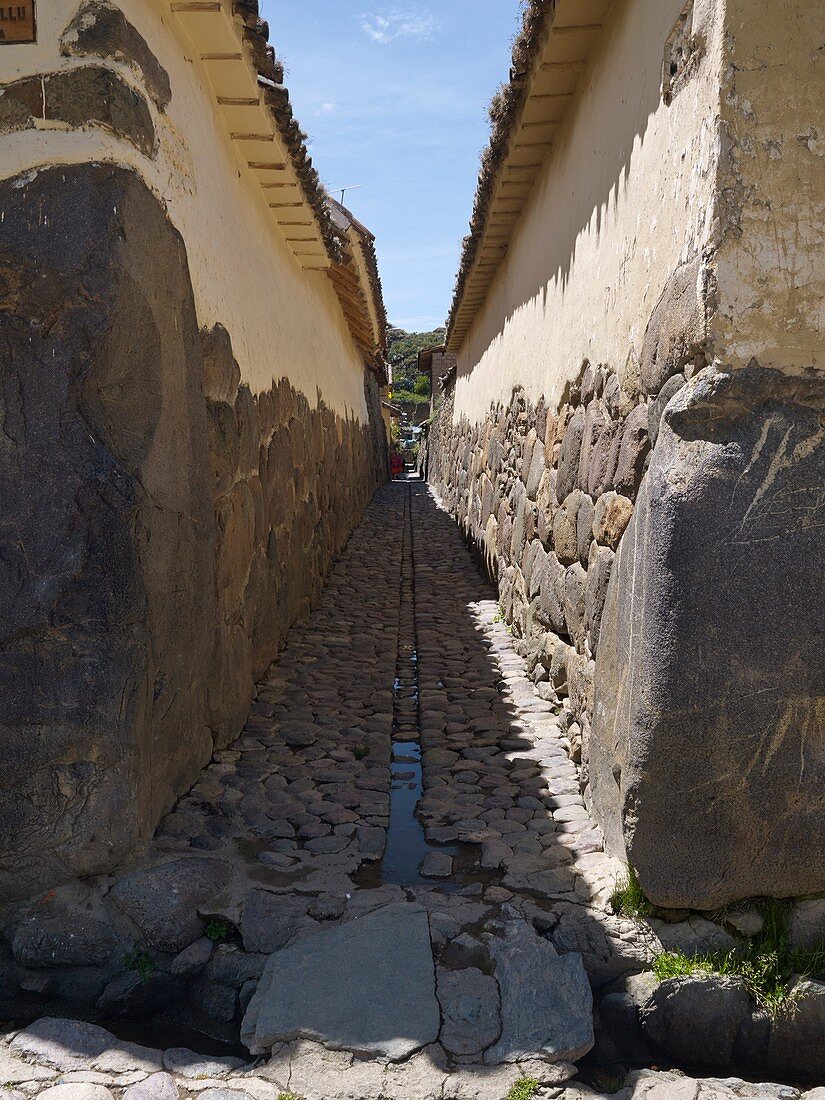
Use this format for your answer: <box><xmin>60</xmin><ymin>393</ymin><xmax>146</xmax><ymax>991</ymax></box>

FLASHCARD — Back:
<box><xmin>204</xmin><ymin>918</ymin><xmax>231</xmax><ymax>943</ymax></box>
<box><xmin>353</xmin><ymin>743</ymin><xmax>369</xmax><ymax>761</ymax></box>
<box><xmin>610</xmin><ymin>864</ymin><xmax>653</xmax><ymax>919</ymax></box>
<box><xmin>276</xmin><ymin>1093</ymin><xmax>305</xmax><ymax>1100</ymax></box>
<box><xmin>652</xmin><ymin>897</ymin><xmax>825</xmax><ymax>1018</ymax></box>
<box><xmin>123</xmin><ymin>951</ymin><xmax>155</xmax><ymax>981</ymax></box>
<box><xmin>505</xmin><ymin>1077</ymin><xmax>541</xmax><ymax>1100</ymax></box>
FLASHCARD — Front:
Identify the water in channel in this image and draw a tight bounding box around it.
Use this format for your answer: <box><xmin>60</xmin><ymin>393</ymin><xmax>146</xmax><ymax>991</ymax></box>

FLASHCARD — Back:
<box><xmin>375</xmin><ymin>484</ymin><xmax>461</xmax><ymax>889</ymax></box>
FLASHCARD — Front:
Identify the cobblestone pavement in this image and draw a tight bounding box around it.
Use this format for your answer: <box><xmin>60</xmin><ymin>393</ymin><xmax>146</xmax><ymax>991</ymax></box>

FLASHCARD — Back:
<box><xmin>152</xmin><ymin>480</ymin><xmax>629</xmax><ymax>920</ymax></box>
<box><xmin>2</xmin><ymin>481</ymin><xmax>723</xmax><ymax>1100</ymax></box>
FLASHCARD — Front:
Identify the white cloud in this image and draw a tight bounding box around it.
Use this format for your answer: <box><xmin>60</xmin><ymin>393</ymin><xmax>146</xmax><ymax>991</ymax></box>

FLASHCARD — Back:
<box><xmin>358</xmin><ymin>8</ymin><xmax>438</xmax><ymax>45</ymax></box>
<box><xmin>316</xmin><ymin>101</ymin><xmax>336</xmax><ymax>115</ymax></box>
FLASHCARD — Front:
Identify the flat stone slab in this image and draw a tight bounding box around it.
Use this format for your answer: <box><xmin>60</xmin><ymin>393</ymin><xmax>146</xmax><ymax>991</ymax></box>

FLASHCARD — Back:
<box><xmin>483</xmin><ymin>912</ymin><xmax>594</xmax><ymax>1065</ymax></box>
<box><xmin>241</xmin><ymin>902</ymin><xmax>440</xmax><ymax>1061</ymax></box>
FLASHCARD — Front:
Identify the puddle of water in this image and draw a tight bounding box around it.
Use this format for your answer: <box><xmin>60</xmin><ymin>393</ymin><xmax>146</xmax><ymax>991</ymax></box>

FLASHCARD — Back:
<box><xmin>380</xmin><ymin>739</ymin><xmax>460</xmax><ymax>888</ymax></box>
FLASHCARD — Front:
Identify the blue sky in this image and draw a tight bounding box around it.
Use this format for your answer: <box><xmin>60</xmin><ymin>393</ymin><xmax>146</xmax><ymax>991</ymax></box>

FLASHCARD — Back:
<box><xmin>258</xmin><ymin>2</ymin><xmax>523</xmax><ymax>332</ymax></box>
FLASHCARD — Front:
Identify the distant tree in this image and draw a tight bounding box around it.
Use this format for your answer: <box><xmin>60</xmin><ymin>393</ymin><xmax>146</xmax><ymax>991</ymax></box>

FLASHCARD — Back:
<box><xmin>413</xmin><ymin>374</ymin><xmax>431</xmax><ymax>397</ymax></box>
<box><xmin>387</xmin><ymin>325</ymin><xmax>446</xmax><ymax>394</ymax></box>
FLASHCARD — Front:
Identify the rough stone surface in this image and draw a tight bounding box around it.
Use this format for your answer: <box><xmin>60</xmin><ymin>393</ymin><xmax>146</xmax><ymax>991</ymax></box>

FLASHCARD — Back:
<box><xmin>640</xmin><ymin>255</ymin><xmax>708</xmax><ymax>395</ymax></box>
<box><xmin>161</xmin><ymin>1050</ymin><xmax>245</xmax><ymax>1080</ymax></box>
<box><xmin>0</xmin><ymin>164</ymin><xmax>214</xmax><ymax>900</ymax></box>
<box><xmin>37</xmin><ymin>1086</ymin><xmax>114</xmax><ymax>1100</ymax></box>
<box><xmin>640</xmin><ymin>976</ymin><xmax>753</xmax><ymax>1068</ymax></box>
<box><xmin>11</xmin><ymin>916</ymin><xmax>122</xmax><ymax>969</ymax></box>
<box><xmin>61</xmin><ymin>0</ymin><xmax>173</xmax><ymax>108</ymax></box>
<box><xmin>483</xmin><ymin>913</ymin><xmax>593</xmax><ymax>1065</ymax></box>
<box><xmin>612</xmin><ymin>404</ymin><xmax>650</xmax><ymax>500</ymax></box>
<box><xmin>10</xmin><ymin>1019</ymin><xmax>111</xmax><ymax>1072</ymax></box>
<box><xmin>592</xmin><ymin>493</ymin><xmax>633</xmax><ymax>550</ymax></box>
<box><xmin>107</xmin><ymin>858</ymin><xmax>232</xmax><ymax>952</ymax></box>
<box><xmin>242</xmin><ymin>903</ymin><xmax>440</xmax><ymax>1061</ymax></box>
<box><xmin>0</xmin><ymin>67</ymin><xmax>155</xmax><ymax>154</ymax></box>
<box><xmin>0</xmin><ymin>162</ymin><xmax>386</xmax><ymax>902</ymax></box>
<box><xmin>591</xmin><ymin>367</ymin><xmax>825</xmax><ymax>907</ymax></box>
<box><xmin>239</xmin><ymin>890</ymin><xmax>316</xmax><ymax>953</ymax></box>
<box><xmin>766</xmin><ymin>979</ymin><xmax>825</xmax><ymax>1078</ymax></box>
<box><xmin>122</xmin><ymin>1073</ymin><xmax>179</xmax><ymax>1100</ymax></box>
<box><xmin>437</xmin><ymin>966</ymin><xmax>501</xmax><ymax>1056</ymax></box>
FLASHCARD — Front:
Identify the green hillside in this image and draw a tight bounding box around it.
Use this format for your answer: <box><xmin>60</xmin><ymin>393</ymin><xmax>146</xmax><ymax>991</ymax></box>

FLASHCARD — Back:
<box><xmin>387</xmin><ymin>325</ymin><xmax>446</xmax><ymax>401</ymax></box>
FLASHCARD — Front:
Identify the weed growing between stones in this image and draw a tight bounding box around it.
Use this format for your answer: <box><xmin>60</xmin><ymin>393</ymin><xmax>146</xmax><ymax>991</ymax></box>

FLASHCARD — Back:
<box><xmin>205</xmin><ymin>918</ymin><xmax>231</xmax><ymax>942</ymax></box>
<box><xmin>123</xmin><ymin>951</ymin><xmax>155</xmax><ymax>981</ymax></box>
<box><xmin>505</xmin><ymin>1077</ymin><xmax>541</xmax><ymax>1100</ymax></box>
<box><xmin>653</xmin><ymin>899</ymin><xmax>825</xmax><ymax>1017</ymax></box>
<box><xmin>276</xmin><ymin>1093</ymin><xmax>304</xmax><ymax>1100</ymax></box>
<box><xmin>588</xmin><ymin>1071</ymin><xmax>628</xmax><ymax>1094</ymax></box>
<box><xmin>609</xmin><ymin>864</ymin><xmax>653</xmax><ymax>919</ymax></box>
<box><xmin>353</xmin><ymin>743</ymin><xmax>370</xmax><ymax>760</ymax></box>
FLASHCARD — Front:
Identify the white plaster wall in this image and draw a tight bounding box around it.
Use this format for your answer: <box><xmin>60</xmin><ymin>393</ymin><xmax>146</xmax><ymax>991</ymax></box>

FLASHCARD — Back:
<box><xmin>453</xmin><ymin>0</ymin><xmax>725</xmax><ymax>423</ymax></box>
<box><xmin>0</xmin><ymin>0</ymin><xmax>369</xmax><ymax>420</ymax></box>
<box><xmin>713</xmin><ymin>0</ymin><xmax>825</xmax><ymax>374</ymax></box>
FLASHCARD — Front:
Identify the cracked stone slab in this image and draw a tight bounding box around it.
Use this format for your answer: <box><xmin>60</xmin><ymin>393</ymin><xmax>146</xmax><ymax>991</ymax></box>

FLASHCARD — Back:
<box><xmin>483</xmin><ymin>912</ymin><xmax>594</xmax><ymax>1065</ymax></box>
<box><xmin>241</xmin><ymin>902</ymin><xmax>440</xmax><ymax>1061</ymax></box>
<box><xmin>437</xmin><ymin>966</ymin><xmax>501</xmax><ymax>1056</ymax></box>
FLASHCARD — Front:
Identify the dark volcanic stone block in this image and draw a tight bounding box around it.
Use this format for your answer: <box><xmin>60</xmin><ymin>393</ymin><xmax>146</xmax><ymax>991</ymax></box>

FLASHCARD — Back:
<box><xmin>591</xmin><ymin>366</ymin><xmax>825</xmax><ymax>908</ymax></box>
<box><xmin>61</xmin><ymin>0</ymin><xmax>173</xmax><ymax>109</ymax></box>
<box><xmin>0</xmin><ymin>164</ymin><xmax>214</xmax><ymax>900</ymax></box>
<box><xmin>0</xmin><ymin>66</ymin><xmax>155</xmax><ymax>155</ymax></box>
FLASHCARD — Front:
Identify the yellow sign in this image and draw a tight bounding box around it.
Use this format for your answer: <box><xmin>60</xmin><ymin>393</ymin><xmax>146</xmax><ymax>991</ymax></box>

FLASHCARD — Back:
<box><xmin>0</xmin><ymin>2</ymin><xmax>36</xmax><ymax>43</ymax></box>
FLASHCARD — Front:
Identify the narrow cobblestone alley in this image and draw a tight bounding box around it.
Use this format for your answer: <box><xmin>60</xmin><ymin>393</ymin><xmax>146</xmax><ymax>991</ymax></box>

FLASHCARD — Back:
<box><xmin>4</xmin><ymin>481</ymin><xmax>644</xmax><ymax>1096</ymax></box>
<box><xmin>2</xmin><ymin>482</ymin><xmax>810</xmax><ymax>1100</ymax></box>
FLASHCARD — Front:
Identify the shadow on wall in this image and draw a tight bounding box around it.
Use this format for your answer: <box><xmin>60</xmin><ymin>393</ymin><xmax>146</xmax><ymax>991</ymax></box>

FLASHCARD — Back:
<box><xmin>0</xmin><ymin>161</ymin><xmax>385</xmax><ymax>903</ymax></box>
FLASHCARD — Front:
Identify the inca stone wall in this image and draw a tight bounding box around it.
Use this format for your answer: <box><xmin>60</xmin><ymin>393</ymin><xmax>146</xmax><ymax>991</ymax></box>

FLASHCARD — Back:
<box><xmin>0</xmin><ymin>1</ymin><xmax>387</xmax><ymax>901</ymax></box>
<box><xmin>425</xmin><ymin>356</ymin><xmax>660</xmax><ymax>788</ymax></box>
<box><xmin>427</xmin><ymin>352</ymin><xmax>825</xmax><ymax>911</ymax></box>
<box><xmin>0</xmin><ymin>162</ymin><xmax>384</xmax><ymax>901</ymax></box>
<box><xmin>427</xmin><ymin>0</ymin><xmax>825</xmax><ymax>916</ymax></box>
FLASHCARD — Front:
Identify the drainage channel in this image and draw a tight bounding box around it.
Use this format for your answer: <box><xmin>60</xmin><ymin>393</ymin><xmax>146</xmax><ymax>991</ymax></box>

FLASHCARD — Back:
<box><xmin>354</xmin><ymin>481</ymin><xmax>462</xmax><ymax>890</ymax></box>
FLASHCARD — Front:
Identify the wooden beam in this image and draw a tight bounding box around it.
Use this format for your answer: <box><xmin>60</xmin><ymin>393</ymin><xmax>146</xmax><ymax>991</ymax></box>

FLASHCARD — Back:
<box><xmin>248</xmin><ymin>161</ymin><xmax>286</xmax><ymax>170</ymax></box>
<box><xmin>540</xmin><ymin>60</ymin><xmax>586</xmax><ymax>72</ymax></box>
<box><xmin>200</xmin><ymin>53</ymin><xmax>242</xmax><ymax>61</ymax></box>
<box><xmin>217</xmin><ymin>96</ymin><xmax>260</xmax><ymax>106</ymax></box>
<box><xmin>553</xmin><ymin>23</ymin><xmax>602</xmax><ymax>34</ymax></box>
<box><xmin>528</xmin><ymin>92</ymin><xmax>574</xmax><ymax>102</ymax></box>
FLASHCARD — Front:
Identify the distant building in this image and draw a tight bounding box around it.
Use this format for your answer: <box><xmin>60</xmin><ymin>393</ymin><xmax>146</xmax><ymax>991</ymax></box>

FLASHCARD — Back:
<box><xmin>417</xmin><ymin>345</ymin><xmax>457</xmax><ymax>418</ymax></box>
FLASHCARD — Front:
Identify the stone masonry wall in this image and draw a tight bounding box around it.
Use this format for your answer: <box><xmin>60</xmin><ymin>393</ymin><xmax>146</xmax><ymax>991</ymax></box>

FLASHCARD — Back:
<box><xmin>426</xmin><ymin>351</ymin><xmax>825</xmax><ymax>910</ymax></box>
<box><xmin>426</xmin><ymin>355</ymin><xmax>657</xmax><ymax>773</ymax></box>
<box><xmin>0</xmin><ymin>161</ymin><xmax>385</xmax><ymax>902</ymax></box>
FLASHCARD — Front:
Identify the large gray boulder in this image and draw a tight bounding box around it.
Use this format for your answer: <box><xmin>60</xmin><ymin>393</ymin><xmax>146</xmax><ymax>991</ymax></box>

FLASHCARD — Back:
<box><xmin>591</xmin><ymin>367</ymin><xmax>825</xmax><ymax>909</ymax></box>
<box><xmin>107</xmin><ymin>857</ymin><xmax>232</xmax><ymax>952</ymax></box>
<box><xmin>639</xmin><ymin>976</ymin><xmax>753</xmax><ymax>1068</ymax></box>
<box><xmin>241</xmin><ymin>903</ymin><xmax>440</xmax><ymax>1062</ymax></box>
<box><xmin>766</xmin><ymin>978</ymin><xmax>825</xmax><ymax>1078</ymax></box>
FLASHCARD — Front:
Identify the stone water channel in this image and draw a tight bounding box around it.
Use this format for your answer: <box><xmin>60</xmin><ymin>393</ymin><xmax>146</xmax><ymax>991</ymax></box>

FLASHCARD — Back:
<box><xmin>2</xmin><ymin>481</ymin><xmax>823</xmax><ymax>1100</ymax></box>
